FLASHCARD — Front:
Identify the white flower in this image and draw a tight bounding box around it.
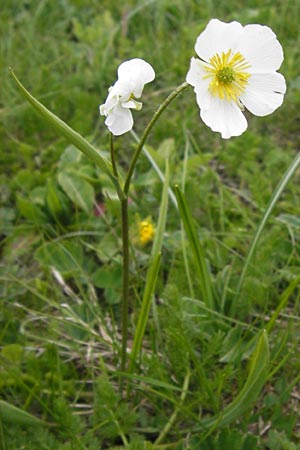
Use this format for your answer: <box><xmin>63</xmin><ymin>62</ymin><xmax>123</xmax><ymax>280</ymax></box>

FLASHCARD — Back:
<box><xmin>100</xmin><ymin>58</ymin><xmax>155</xmax><ymax>136</ymax></box>
<box><xmin>186</xmin><ymin>19</ymin><xmax>286</xmax><ymax>139</ymax></box>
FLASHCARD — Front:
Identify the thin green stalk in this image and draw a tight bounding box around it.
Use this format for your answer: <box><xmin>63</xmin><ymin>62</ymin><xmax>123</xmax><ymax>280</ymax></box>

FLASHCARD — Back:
<box><xmin>154</xmin><ymin>368</ymin><xmax>190</xmax><ymax>445</ymax></box>
<box><xmin>109</xmin><ymin>132</ymin><xmax>118</xmax><ymax>178</ymax></box>
<box><xmin>120</xmin><ymin>197</ymin><xmax>129</xmax><ymax>388</ymax></box>
<box><xmin>124</xmin><ymin>82</ymin><xmax>189</xmax><ymax>195</ymax></box>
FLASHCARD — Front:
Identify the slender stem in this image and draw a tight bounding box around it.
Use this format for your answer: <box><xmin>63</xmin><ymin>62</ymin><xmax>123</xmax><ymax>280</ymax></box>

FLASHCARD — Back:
<box><xmin>154</xmin><ymin>368</ymin><xmax>190</xmax><ymax>445</ymax></box>
<box><xmin>109</xmin><ymin>132</ymin><xmax>118</xmax><ymax>178</ymax></box>
<box><xmin>118</xmin><ymin>82</ymin><xmax>189</xmax><ymax>389</ymax></box>
<box><xmin>124</xmin><ymin>81</ymin><xmax>189</xmax><ymax>195</ymax></box>
<box><xmin>120</xmin><ymin>196</ymin><xmax>129</xmax><ymax>389</ymax></box>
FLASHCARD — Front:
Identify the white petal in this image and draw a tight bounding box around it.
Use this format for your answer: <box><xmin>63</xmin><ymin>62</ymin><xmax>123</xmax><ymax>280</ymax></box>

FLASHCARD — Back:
<box><xmin>238</xmin><ymin>24</ymin><xmax>284</xmax><ymax>73</ymax></box>
<box><xmin>195</xmin><ymin>19</ymin><xmax>243</xmax><ymax>62</ymax></box>
<box><xmin>240</xmin><ymin>72</ymin><xmax>286</xmax><ymax>116</ymax></box>
<box><xmin>105</xmin><ymin>106</ymin><xmax>133</xmax><ymax>136</ymax></box>
<box><xmin>100</xmin><ymin>85</ymin><xmax>120</xmax><ymax>115</ymax></box>
<box><xmin>99</xmin><ymin>103</ymin><xmax>106</xmax><ymax>116</ymax></box>
<box><xmin>186</xmin><ymin>58</ymin><xmax>212</xmax><ymax>106</ymax></box>
<box><xmin>186</xmin><ymin>57</ymin><xmax>206</xmax><ymax>87</ymax></box>
<box><xmin>122</xmin><ymin>99</ymin><xmax>143</xmax><ymax>110</ymax></box>
<box><xmin>200</xmin><ymin>97</ymin><xmax>248</xmax><ymax>139</ymax></box>
<box><xmin>117</xmin><ymin>58</ymin><xmax>155</xmax><ymax>98</ymax></box>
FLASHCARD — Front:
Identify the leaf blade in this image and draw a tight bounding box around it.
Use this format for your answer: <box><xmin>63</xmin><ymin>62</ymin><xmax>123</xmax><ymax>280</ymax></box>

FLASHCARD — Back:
<box><xmin>9</xmin><ymin>68</ymin><xmax>124</xmax><ymax>200</ymax></box>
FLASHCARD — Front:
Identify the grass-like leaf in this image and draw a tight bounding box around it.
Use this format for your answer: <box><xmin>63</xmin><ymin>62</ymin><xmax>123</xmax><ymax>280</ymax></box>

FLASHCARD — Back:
<box><xmin>128</xmin><ymin>252</ymin><xmax>161</xmax><ymax>375</ymax></box>
<box><xmin>9</xmin><ymin>68</ymin><xmax>124</xmax><ymax>200</ymax></box>
<box><xmin>0</xmin><ymin>400</ymin><xmax>47</xmax><ymax>427</ymax></box>
<box><xmin>175</xmin><ymin>185</ymin><xmax>214</xmax><ymax>310</ymax></box>
<box><xmin>128</xmin><ymin>162</ymin><xmax>170</xmax><ymax>375</ymax></box>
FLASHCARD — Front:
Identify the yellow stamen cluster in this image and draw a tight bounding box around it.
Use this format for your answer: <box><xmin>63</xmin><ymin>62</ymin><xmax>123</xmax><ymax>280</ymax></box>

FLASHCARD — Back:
<box><xmin>138</xmin><ymin>219</ymin><xmax>155</xmax><ymax>246</ymax></box>
<box><xmin>203</xmin><ymin>49</ymin><xmax>251</xmax><ymax>102</ymax></box>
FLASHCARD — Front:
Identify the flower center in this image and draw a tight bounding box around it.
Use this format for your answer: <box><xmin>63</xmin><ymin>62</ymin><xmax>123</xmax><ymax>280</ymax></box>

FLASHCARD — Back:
<box><xmin>216</xmin><ymin>67</ymin><xmax>235</xmax><ymax>84</ymax></box>
<box><xmin>203</xmin><ymin>49</ymin><xmax>251</xmax><ymax>102</ymax></box>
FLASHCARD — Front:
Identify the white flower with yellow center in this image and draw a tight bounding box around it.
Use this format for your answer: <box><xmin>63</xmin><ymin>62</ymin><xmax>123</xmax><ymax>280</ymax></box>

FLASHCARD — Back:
<box><xmin>100</xmin><ymin>58</ymin><xmax>155</xmax><ymax>136</ymax></box>
<box><xmin>186</xmin><ymin>19</ymin><xmax>286</xmax><ymax>139</ymax></box>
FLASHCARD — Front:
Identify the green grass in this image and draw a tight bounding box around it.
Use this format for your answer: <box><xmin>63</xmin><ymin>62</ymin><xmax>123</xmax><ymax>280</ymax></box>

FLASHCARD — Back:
<box><xmin>1</xmin><ymin>0</ymin><xmax>300</xmax><ymax>448</ymax></box>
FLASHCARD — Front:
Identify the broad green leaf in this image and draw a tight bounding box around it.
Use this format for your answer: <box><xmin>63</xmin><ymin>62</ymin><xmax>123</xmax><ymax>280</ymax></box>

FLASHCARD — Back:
<box><xmin>0</xmin><ymin>400</ymin><xmax>47</xmax><ymax>426</ymax></box>
<box><xmin>197</xmin><ymin>330</ymin><xmax>269</xmax><ymax>429</ymax></box>
<box><xmin>9</xmin><ymin>69</ymin><xmax>124</xmax><ymax>200</ymax></box>
<box><xmin>277</xmin><ymin>213</ymin><xmax>300</xmax><ymax>229</ymax></box>
<box><xmin>58</xmin><ymin>172</ymin><xmax>94</xmax><ymax>213</ymax></box>
<box><xmin>92</xmin><ymin>265</ymin><xmax>122</xmax><ymax>289</ymax></box>
<box><xmin>59</xmin><ymin>145</ymin><xmax>82</xmax><ymax>164</ymax></box>
<box><xmin>17</xmin><ymin>196</ymin><xmax>48</xmax><ymax>224</ymax></box>
<box><xmin>175</xmin><ymin>185</ymin><xmax>214</xmax><ymax>310</ymax></box>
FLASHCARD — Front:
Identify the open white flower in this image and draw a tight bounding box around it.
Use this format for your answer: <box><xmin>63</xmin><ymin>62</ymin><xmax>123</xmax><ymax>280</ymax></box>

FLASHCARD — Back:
<box><xmin>186</xmin><ymin>19</ymin><xmax>286</xmax><ymax>139</ymax></box>
<box><xmin>100</xmin><ymin>58</ymin><xmax>155</xmax><ymax>136</ymax></box>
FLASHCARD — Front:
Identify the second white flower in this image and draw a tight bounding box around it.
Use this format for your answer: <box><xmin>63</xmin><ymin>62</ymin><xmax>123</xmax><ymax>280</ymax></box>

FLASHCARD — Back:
<box><xmin>100</xmin><ymin>58</ymin><xmax>155</xmax><ymax>136</ymax></box>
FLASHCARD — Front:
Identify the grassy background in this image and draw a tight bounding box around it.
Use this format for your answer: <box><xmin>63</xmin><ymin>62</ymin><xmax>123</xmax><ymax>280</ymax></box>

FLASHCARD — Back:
<box><xmin>1</xmin><ymin>0</ymin><xmax>300</xmax><ymax>449</ymax></box>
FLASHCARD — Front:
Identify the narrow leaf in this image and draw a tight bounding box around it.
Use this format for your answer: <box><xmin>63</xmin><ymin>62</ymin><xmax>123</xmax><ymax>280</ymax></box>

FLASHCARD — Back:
<box><xmin>128</xmin><ymin>162</ymin><xmax>170</xmax><ymax>375</ymax></box>
<box><xmin>151</xmin><ymin>159</ymin><xmax>170</xmax><ymax>258</ymax></box>
<box><xmin>128</xmin><ymin>253</ymin><xmax>161</xmax><ymax>374</ymax></box>
<box><xmin>266</xmin><ymin>275</ymin><xmax>300</xmax><ymax>333</ymax></box>
<box><xmin>9</xmin><ymin>68</ymin><xmax>124</xmax><ymax>200</ymax></box>
<box><xmin>175</xmin><ymin>185</ymin><xmax>214</xmax><ymax>310</ymax></box>
<box><xmin>0</xmin><ymin>400</ymin><xmax>47</xmax><ymax>427</ymax></box>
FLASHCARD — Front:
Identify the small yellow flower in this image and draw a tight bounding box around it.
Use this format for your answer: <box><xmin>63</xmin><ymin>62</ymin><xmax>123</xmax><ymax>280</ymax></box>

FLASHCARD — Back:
<box><xmin>138</xmin><ymin>219</ymin><xmax>155</xmax><ymax>246</ymax></box>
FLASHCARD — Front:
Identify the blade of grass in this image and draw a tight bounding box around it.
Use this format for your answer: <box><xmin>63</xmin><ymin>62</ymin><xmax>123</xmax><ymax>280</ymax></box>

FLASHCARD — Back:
<box><xmin>232</xmin><ymin>151</ymin><xmax>300</xmax><ymax>314</ymax></box>
<box><xmin>181</xmin><ymin>136</ymin><xmax>195</xmax><ymax>298</ymax></box>
<box><xmin>266</xmin><ymin>274</ymin><xmax>300</xmax><ymax>333</ymax></box>
<box><xmin>195</xmin><ymin>329</ymin><xmax>269</xmax><ymax>430</ymax></box>
<box><xmin>154</xmin><ymin>368</ymin><xmax>190</xmax><ymax>445</ymax></box>
<box><xmin>127</xmin><ymin>162</ymin><xmax>170</xmax><ymax>376</ymax></box>
<box><xmin>0</xmin><ymin>400</ymin><xmax>48</xmax><ymax>427</ymax></box>
<box><xmin>175</xmin><ymin>185</ymin><xmax>214</xmax><ymax>310</ymax></box>
<box><xmin>150</xmin><ymin>159</ymin><xmax>170</xmax><ymax>346</ymax></box>
<box><xmin>127</xmin><ymin>252</ymin><xmax>161</xmax><ymax>376</ymax></box>
<box><xmin>9</xmin><ymin>68</ymin><xmax>124</xmax><ymax>200</ymax></box>
<box><xmin>151</xmin><ymin>159</ymin><xmax>170</xmax><ymax>258</ymax></box>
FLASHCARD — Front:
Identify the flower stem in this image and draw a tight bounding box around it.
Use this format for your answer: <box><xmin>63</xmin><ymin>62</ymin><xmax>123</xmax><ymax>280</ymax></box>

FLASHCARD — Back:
<box><xmin>119</xmin><ymin>82</ymin><xmax>189</xmax><ymax>389</ymax></box>
<box><xmin>124</xmin><ymin>81</ymin><xmax>189</xmax><ymax>195</ymax></box>
<box><xmin>109</xmin><ymin>133</ymin><xmax>118</xmax><ymax>178</ymax></box>
<box><xmin>120</xmin><ymin>196</ymin><xmax>129</xmax><ymax>390</ymax></box>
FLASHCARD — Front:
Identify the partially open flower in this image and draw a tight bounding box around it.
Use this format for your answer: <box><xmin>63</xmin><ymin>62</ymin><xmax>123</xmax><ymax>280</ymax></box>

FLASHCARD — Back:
<box><xmin>100</xmin><ymin>58</ymin><xmax>155</xmax><ymax>136</ymax></box>
<box><xmin>186</xmin><ymin>19</ymin><xmax>286</xmax><ymax>138</ymax></box>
